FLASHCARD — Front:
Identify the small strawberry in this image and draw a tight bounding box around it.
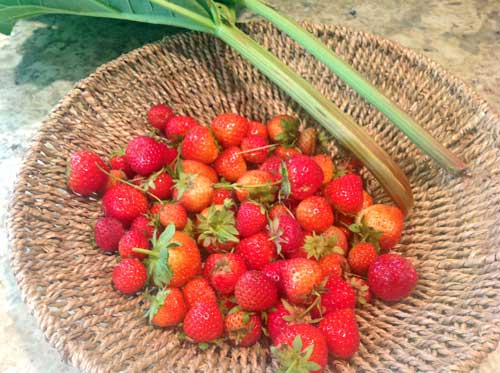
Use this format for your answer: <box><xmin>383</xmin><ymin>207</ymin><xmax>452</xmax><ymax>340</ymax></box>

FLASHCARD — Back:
<box><xmin>248</xmin><ymin>121</ymin><xmax>268</xmax><ymax>139</ymax></box>
<box><xmin>262</xmin><ymin>260</ymin><xmax>287</xmax><ymax>297</ymax></box>
<box><xmin>183</xmin><ymin>301</ymin><xmax>224</xmax><ymax>342</ymax></box>
<box><xmin>104</xmin><ymin>169</ymin><xmax>126</xmax><ymax>191</ymax></box>
<box><xmin>274</xmin><ymin>145</ymin><xmax>301</xmax><ymax>160</ymax></box>
<box><xmin>236</xmin><ymin>232</ymin><xmax>277</xmax><ymax>270</ymax></box>
<box><xmin>94</xmin><ymin>217</ymin><xmax>125</xmax><ymax>252</ymax></box>
<box><xmin>181</xmin><ymin>125</ymin><xmax>219</xmax><ymax>164</ymax></box>
<box><xmin>272</xmin><ymin>324</ymin><xmax>328</xmax><ymax>373</ymax></box>
<box><xmin>110</xmin><ymin>153</ymin><xmax>134</xmax><ymax>178</ymax></box>
<box><xmin>240</xmin><ymin>135</ymin><xmax>269</xmax><ymax>164</ymax></box>
<box><xmin>259</xmin><ymin>155</ymin><xmax>283</xmax><ymax>181</ymax></box>
<box><xmin>146</xmin><ymin>288</ymin><xmax>187</xmax><ymax>327</ymax></box>
<box><xmin>319</xmin><ymin>276</ymin><xmax>356</xmax><ymax>315</ymax></box>
<box><xmin>212</xmin><ymin>189</ymin><xmax>233</xmax><ymax>205</ymax></box>
<box><xmin>164</xmin><ymin>115</ymin><xmax>198</xmax><ymax>142</ymax></box>
<box><xmin>268</xmin><ymin>215</ymin><xmax>304</xmax><ymax>258</ymax></box>
<box><xmin>159</xmin><ymin>202</ymin><xmax>188</xmax><ymax>230</ymax></box>
<box><xmin>324</xmin><ymin>174</ymin><xmax>364</xmax><ymax>215</ymax></box>
<box><xmin>203</xmin><ymin>253</ymin><xmax>247</xmax><ymax>295</ymax></box>
<box><xmin>130</xmin><ymin>215</ymin><xmax>155</xmax><ymax>238</ymax></box>
<box><xmin>368</xmin><ymin>253</ymin><xmax>418</xmax><ymax>301</ymax></box>
<box><xmin>297</xmin><ymin>127</ymin><xmax>316</xmax><ymax>155</ymax></box>
<box><xmin>146</xmin><ymin>171</ymin><xmax>174</xmax><ymax>200</ymax></box>
<box><xmin>147</xmin><ymin>103</ymin><xmax>173</xmax><ymax>131</ymax></box>
<box><xmin>183</xmin><ymin>277</ymin><xmax>218</xmax><ymax>308</ymax></box>
<box><xmin>67</xmin><ymin>151</ymin><xmax>108</xmax><ymax>195</ymax></box>
<box><xmin>225</xmin><ymin>309</ymin><xmax>262</xmax><ymax>347</ymax></box>
<box><xmin>318</xmin><ymin>308</ymin><xmax>359</xmax><ymax>359</ymax></box>
<box><xmin>268</xmin><ymin>114</ymin><xmax>299</xmax><ymax>145</ymax></box>
<box><xmin>267</xmin><ymin>300</ymin><xmax>308</xmax><ymax>342</ymax></box>
<box><xmin>319</xmin><ymin>253</ymin><xmax>348</xmax><ymax>278</ymax></box>
<box><xmin>323</xmin><ymin>226</ymin><xmax>348</xmax><ymax>253</ymax></box>
<box><xmin>269</xmin><ymin>204</ymin><xmax>293</xmax><ymax>220</ymax></box>
<box><xmin>173</xmin><ymin>173</ymin><xmax>214</xmax><ymax>213</ymax></box>
<box><xmin>236</xmin><ymin>201</ymin><xmax>267</xmax><ymax>238</ymax></box>
<box><xmin>112</xmin><ymin>258</ymin><xmax>147</xmax><ymax>294</ymax></box>
<box><xmin>285</xmin><ymin>155</ymin><xmax>323</xmax><ymax>200</ymax></box>
<box><xmin>125</xmin><ymin>136</ymin><xmax>175</xmax><ymax>176</ymax></box>
<box><xmin>296</xmin><ymin>196</ymin><xmax>333</xmax><ymax>233</ymax></box>
<box><xmin>234</xmin><ymin>170</ymin><xmax>277</xmax><ymax>204</ymax></box>
<box><xmin>234</xmin><ymin>270</ymin><xmax>278</xmax><ymax>311</ymax></box>
<box><xmin>214</xmin><ymin>146</ymin><xmax>247</xmax><ymax>182</ymax></box>
<box><xmin>356</xmin><ymin>204</ymin><xmax>404</xmax><ymax>251</ymax></box>
<box><xmin>348</xmin><ymin>277</ymin><xmax>372</xmax><ymax>306</ymax></box>
<box><xmin>281</xmin><ymin>258</ymin><xmax>324</xmax><ymax>305</ymax></box>
<box><xmin>362</xmin><ymin>190</ymin><xmax>374</xmax><ymax>209</ymax></box>
<box><xmin>312</xmin><ymin>154</ymin><xmax>334</xmax><ymax>185</ymax></box>
<box><xmin>181</xmin><ymin>159</ymin><xmax>219</xmax><ymax>183</ymax></box>
<box><xmin>102</xmin><ymin>184</ymin><xmax>149</xmax><ymax>223</ymax></box>
<box><xmin>211</xmin><ymin>113</ymin><xmax>249</xmax><ymax>148</ymax></box>
<box><xmin>196</xmin><ymin>201</ymin><xmax>239</xmax><ymax>253</ymax></box>
<box><xmin>118</xmin><ymin>229</ymin><xmax>150</xmax><ymax>259</ymax></box>
<box><xmin>348</xmin><ymin>242</ymin><xmax>378</xmax><ymax>276</ymax></box>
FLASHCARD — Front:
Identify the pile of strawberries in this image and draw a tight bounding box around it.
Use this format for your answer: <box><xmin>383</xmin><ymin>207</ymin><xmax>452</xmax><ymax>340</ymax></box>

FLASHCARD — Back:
<box><xmin>67</xmin><ymin>104</ymin><xmax>418</xmax><ymax>371</ymax></box>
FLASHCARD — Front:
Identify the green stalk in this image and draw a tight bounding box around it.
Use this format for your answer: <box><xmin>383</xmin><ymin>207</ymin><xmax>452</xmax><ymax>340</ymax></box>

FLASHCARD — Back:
<box><xmin>215</xmin><ymin>23</ymin><xmax>414</xmax><ymax>214</ymax></box>
<box><xmin>241</xmin><ymin>0</ymin><xmax>467</xmax><ymax>175</ymax></box>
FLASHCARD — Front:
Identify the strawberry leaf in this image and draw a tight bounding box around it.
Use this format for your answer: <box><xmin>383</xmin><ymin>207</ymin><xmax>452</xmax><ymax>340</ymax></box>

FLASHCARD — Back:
<box><xmin>275</xmin><ymin>117</ymin><xmax>299</xmax><ymax>147</ymax></box>
<box><xmin>278</xmin><ymin>161</ymin><xmax>291</xmax><ymax>201</ymax></box>
<box><xmin>145</xmin><ymin>288</ymin><xmax>171</xmax><ymax>323</ymax></box>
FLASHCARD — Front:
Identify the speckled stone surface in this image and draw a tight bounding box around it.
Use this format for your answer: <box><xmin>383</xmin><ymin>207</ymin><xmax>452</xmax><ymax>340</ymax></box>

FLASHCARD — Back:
<box><xmin>0</xmin><ymin>1</ymin><xmax>499</xmax><ymax>371</ymax></box>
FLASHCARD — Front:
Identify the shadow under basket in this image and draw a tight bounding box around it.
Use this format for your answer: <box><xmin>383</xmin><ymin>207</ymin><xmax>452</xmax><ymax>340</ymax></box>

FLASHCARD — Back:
<box><xmin>8</xmin><ymin>22</ymin><xmax>500</xmax><ymax>372</ymax></box>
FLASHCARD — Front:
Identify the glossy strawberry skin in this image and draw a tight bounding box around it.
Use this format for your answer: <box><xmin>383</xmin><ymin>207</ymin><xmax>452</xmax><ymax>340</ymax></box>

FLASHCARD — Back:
<box><xmin>259</xmin><ymin>155</ymin><xmax>283</xmax><ymax>181</ymax></box>
<box><xmin>358</xmin><ymin>204</ymin><xmax>404</xmax><ymax>251</ymax></box>
<box><xmin>324</xmin><ymin>174</ymin><xmax>364</xmax><ymax>215</ymax></box>
<box><xmin>147</xmin><ymin>172</ymin><xmax>174</xmax><ymax>200</ymax></box>
<box><xmin>268</xmin><ymin>114</ymin><xmax>294</xmax><ymax>142</ymax></box>
<box><xmin>110</xmin><ymin>154</ymin><xmax>135</xmax><ymax>178</ymax></box>
<box><xmin>152</xmin><ymin>288</ymin><xmax>188</xmax><ymax>327</ymax></box>
<box><xmin>248</xmin><ymin>121</ymin><xmax>268</xmax><ymax>139</ymax></box>
<box><xmin>225</xmin><ymin>310</ymin><xmax>262</xmax><ymax>347</ymax></box>
<box><xmin>320</xmin><ymin>276</ymin><xmax>356</xmax><ymax>315</ymax></box>
<box><xmin>282</xmin><ymin>258</ymin><xmax>324</xmax><ymax>305</ymax></box>
<box><xmin>318</xmin><ymin>308</ymin><xmax>360</xmax><ymax>359</ymax></box>
<box><xmin>234</xmin><ymin>270</ymin><xmax>278</xmax><ymax>311</ymax></box>
<box><xmin>130</xmin><ymin>215</ymin><xmax>155</xmax><ymax>239</ymax></box>
<box><xmin>236</xmin><ymin>232</ymin><xmax>277</xmax><ymax>270</ymax></box>
<box><xmin>102</xmin><ymin>184</ymin><xmax>149</xmax><ymax>224</ymax></box>
<box><xmin>296</xmin><ymin>196</ymin><xmax>334</xmax><ymax>233</ymax></box>
<box><xmin>323</xmin><ymin>226</ymin><xmax>348</xmax><ymax>253</ymax></box>
<box><xmin>164</xmin><ymin>115</ymin><xmax>198</xmax><ymax>142</ymax></box>
<box><xmin>94</xmin><ymin>217</ymin><xmax>125</xmax><ymax>252</ymax></box>
<box><xmin>214</xmin><ymin>146</ymin><xmax>247</xmax><ymax>182</ymax></box>
<box><xmin>181</xmin><ymin>125</ymin><xmax>219</xmax><ymax>164</ymax></box>
<box><xmin>173</xmin><ymin>174</ymin><xmax>214</xmax><ymax>213</ymax></box>
<box><xmin>240</xmin><ymin>135</ymin><xmax>269</xmax><ymax>164</ymax></box>
<box><xmin>147</xmin><ymin>104</ymin><xmax>173</xmax><ymax>131</ymax></box>
<box><xmin>125</xmin><ymin>136</ymin><xmax>174</xmax><ymax>176</ymax></box>
<box><xmin>267</xmin><ymin>301</ymin><xmax>307</xmax><ymax>342</ymax></box>
<box><xmin>112</xmin><ymin>258</ymin><xmax>147</xmax><ymax>294</ymax></box>
<box><xmin>236</xmin><ymin>202</ymin><xmax>267</xmax><ymax>238</ymax></box>
<box><xmin>118</xmin><ymin>230</ymin><xmax>150</xmax><ymax>259</ymax></box>
<box><xmin>181</xmin><ymin>160</ymin><xmax>219</xmax><ymax>184</ymax></box>
<box><xmin>285</xmin><ymin>155</ymin><xmax>324</xmax><ymax>200</ymax></box>
<box><xmin>235</xmin><ymin>170</ymin><xmax>276</xmax><ymax>203</ymax></box>
<box><xmin>203</xmin><ymin>253</ymin><xmax>247</xmax><ymax>295</ymax></box>
<box><xmin>159</xmin><ymin>203</ymin><xmax>187</xmax><ymax>229</ymax></box>
<box><xmin>276</xmin><ymin>214</ymin><xmax>304</xmax><ymax>257</ymax></box>
<box><xmin>348</xmin><ymin>242</ymin><xmax>378</xmax><ymax>276</ymax></box>
<box><xmin>182</xmin><ymin>277</ymin><xmax>217</xmax><ymax>308</ymax></box>
<box><xmin>183</xmin><ymin>301</ymin><xmax>224</xmax><ymax>342</ymax></box>
<box><xmin>312</xmin><ymin>154</ymin><xmax>334</xmax><ymax>185</ymax></box>
<box><xmin>211</xmin><ymin>113</ymin><xmax>249</xmax><ymax>148</ymax></box>
<box><xmin>68</xmin><ymin>151</ymin><xmax>109</xmax><ymax>195</ymax></box>
<box><xmin>318</xmin><ymin>253</ymin><xmax>347</xmax><ymax>278</ymax></box>
<box><xmin>262</xmin><ymin>260</ymin><xmax>287</xmax><ymax>298</ymax></box>
<box><xmin>212</xmin><ymin>189</ymin><xmax>233</xmax><ymax>205</ymax></box>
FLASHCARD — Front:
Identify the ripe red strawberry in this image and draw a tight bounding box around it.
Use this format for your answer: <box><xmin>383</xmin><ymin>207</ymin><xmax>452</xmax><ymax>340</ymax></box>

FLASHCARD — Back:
<box><xmin>297</xmin><ymin>127</ymin><xmax>316</xmax><ymax>155</ymax></box>
<box><xmin>357</xmin><ymin>204</ymin><xmax>404</xmax><ymax>251</ymax></box>
<box><xmin>269</xmin><ymin>204</ymin><xmax>292</xmax><ymax>219</ymax></box>
<box><xmin>130</xmin><ymin>215</ymin><xmax>155</xmax><ymax>238</ymax></box>
<box><xmin>259</xmin><ymin>155</ymin><xmax>283</xmax><ymax>181</ymax></box>
<box><xmin>319</xmin><ymin>276</ymin><xmax>356</xmax><ymax>315</ymax></box>
<box><xmin>272</xmin><ymin>324</ymin><xmax>328</xmax><ymax>372</ymax></box>
<box><xmin>173</xmin><ymin>173</ymin><xmax>214</xmax><ymax>213</ymax></box>
<box><xmin>159</xmin><ymin>203</ymin><xmax>187</xmax><ymax>230</ymax></box>
<box><xmin>235</xmin><ymin>170</ymin><xmax>277</xmax><ymax>204</ymax></box>
<box><xmin>148</xmin><ymin>288</ymin><xmax>187</xmax><ymax>327</ymax></box>
<box><xmin>269</xmin><ymin>214</ymin><xmax>304</xmax><ymax>257</ymax></box>
<box><xmin>67</xmin><ymin>151</ymin><xmax>108</xmax><ymax>195</ymax></box>
<box><xmin>112</xmin><ymin>258</ymin><xmax>147</xmax><ymax>294</ymax></box>
<box><xmin>262</xmin><ymin>260</ymin><xmax>287</xmax><ymax>297</ymax></box>
<box><xmin>324</xmin><ymin>174</ymin><xmax>364</xmax><ymax>215</ymax></box>
<box><xmin>164</xmin><ymin>115</ymin><xmax>198</xmax><ymax>142</ymax></box>
<box><xmin>348</xmin><ymin>242</ymin><xmax>378</xmax><ymax>276</ymax></box>
<box><xmin>267</xmin><ymin>300</ymin><xmax>308</xmax><ymax>342</ymax></box>
<box><xmin>236</xmin><ymin>202</ymin><xmax>266</xmax><ymax>238</ymax></box>
<box><xmin>318</xmin><ymin>253</ymin><xmax>347</xmax><ymax>278</ymax></box>
<box><xmin>323</xmin><ymin>226</ymin><xmax>348</xmax><ymax>253</ymax></box>
<box><xmin>211</xmin><ymin>113</ymin><xmax>249</xmax><ymax>148</ymax></box>
<box><xmin>102</xmin><ymin>184</ymin><xmax>149</xmax><ymax>223</ymax></box>
<box><xmin>212</xmin><ymin>189</ymin><xmax>233</xmax><ymax>205</ymax></box>
<box><xmin>236</xmin><ymin>232</ymin><xmax>277</xmax><ymax>270</ymax></box>
<box><xmin>104</xmin><ymin>169</ymin><xmax>126</xmax><ymax>191</ymax></box>
<box><xmin>296</xmin><ymin>196</ymin><xmax>333</xmax><ymax>233</ymax></box>
<box><xmin>166</xmin><ymin>231</ymin><xmax>202</xmax><ymax>288</ymax></box>
<box><xmin>312</xmin><ymin>154</ymin><xmax>334</xmax><ymax>185</ymax></box>
<box><xmin>94</xmin><ymin>217</ymin><xmax>125</xmax><ymax>252</ymax></box>
<box><xmin>147</xmin><ymin>103</ymin><xmax>173</xmax><ymax>131</ymax></box>
<box><xmin>181</xmin><ymin>125</ymin><xmax>219</xmax><ymax>164</ymax></box>
<box><xmin>126</xmin><ymin>136</ymin><xmax>176</xmax><ymax>176</ymax></box>
<box><xmin>110</xmin><ymin>154</ymin><xmax>134</xmax><ymax>178</ymax></box>
<box><xmin>268</xmin><ymin>114</ymin><xmax>298</xmax><ymax>144</ymax></box>
<box><xmin>368</xmin><ymin>253</ymin><xmax>418</xmax><ymax>301</ymax></box>
<box><xmin>181</xmin><ymin>159</ymin><xmax>218</xmax><ymax>184</ymax></box>
<box><xmin>149</xmin><ymin>202</ymin><xmax>163</xmax><ymax>216</ymax></box>
<box><xmin>240</xmin><ymin>135</ymin><xmax>269</xmax><ymax>164</ymax></box>
<box><xmin>183</xmin><ymin>277</ymin><xmax>218</xmax><ymax>308</ymax></box>
<box><xmin>274</xmin><ymin>145</ymin><xmax>301</xmax><ymax>160</ymax></box>
<box><xmin>281</xmin><ymin>258</ymin><xmax>324</xmax><ymax>305</ymax></box>
<box><xmin>248</xmin><ymin>121</ymin><xmax>268</xmax><ymax>139</ymax></box>
<box><xmin>225</xmin><ymin>310</ymin><xmax>262</xmax><ymax>347</ymax></box>
<box><xmin>319</xmin><ymin>308</ymin><xmax>359</xmax><ymax>359</ymax></box>
<box><xmin>203</xmin><ymin>253</ymin><xmax>247</xmax><ymax>295</ymax></box>
<box><xmin>118</xmin><ymin>229</ymin><xmax>150</xmax><ymax>259</ymax></box>
<box><xmin>234</xmin><ymin>270</ymin><xmax>278</xmax><ymax>311</ymax></box>
<box><xmin>348</xmin><ymin>277</ymin><xmax>372</xmax><ymax>306</ymax></box>
<box><xmin>214</xmin><ymin>146</ymin><xmax>247</xmax><ymax>182</ymax></box>
<box><xmin>183</xmin><ymin>301</ymin><xmax>224</xmax><ymax>342</ymax></box>
<box><xmin>285</xmin><ymin>155</ymin><xmax>323</xmax><ymax>200</ymax></box>
<box><xmin>147</xmin><ymin>171</ymin><xmax>173</xmax><ymax>200</ymax></box>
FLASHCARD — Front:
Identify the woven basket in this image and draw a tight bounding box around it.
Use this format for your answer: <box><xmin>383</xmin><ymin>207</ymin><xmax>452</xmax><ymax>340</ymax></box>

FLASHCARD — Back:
<box><xmin>8</xmin><ymin>22</ymin><xmax>500</xmax><ymax>372</ymax></box>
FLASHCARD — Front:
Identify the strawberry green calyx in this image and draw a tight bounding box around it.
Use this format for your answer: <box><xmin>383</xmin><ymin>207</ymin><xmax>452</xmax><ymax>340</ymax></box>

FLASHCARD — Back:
<box><xmin>271</xmin><ymin>335</ymin><xmax>322</xmax><ymax>373</ymax></box>
<box><xmin>267</xmin><ymin>217</ymin><xmax>285</xmax><ymax>256</ymax></box>
<box><xmin>349</xmin><ymin>217</ymin><xmax>383</xmax><ymax>251</ymax></box>
<box><xmin>303</xmin><ymin>232</ymin><xmax>345</xmax><ymax>259</ymax></box>
<box><xmin>144</xmin><ymin>288</ymin><xmax>171</xmax><ymax>323</ymax></box>
<box><xmin>278</xmin><ymin>162</ymin><xmax>291</xmax><ymax>201</ymax></box>
<box><xmin>197</xmin><ymin>200</ymin><xmax>239</xmax><ymax>248</ymax></box>
<box><xmin>275</xmin><ymin>117</ymin><xmax>300</xmax><ymax>148</ymax></box>
<box><xmin>173</xmin><ymin>171</ymin><xmax>197</xmax><ymax>200</ymax></box>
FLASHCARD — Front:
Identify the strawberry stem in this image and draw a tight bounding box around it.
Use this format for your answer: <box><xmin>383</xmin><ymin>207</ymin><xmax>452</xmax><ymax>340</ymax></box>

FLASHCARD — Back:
<box><xmin>236</xmin><ymin>143</ymin><xmax>277</xmax><ymax>155</ymax></box>
<box><xmin>132</xmin><ymin>248</ymin><xmax>159</xmax><ymax>258</ymax></box>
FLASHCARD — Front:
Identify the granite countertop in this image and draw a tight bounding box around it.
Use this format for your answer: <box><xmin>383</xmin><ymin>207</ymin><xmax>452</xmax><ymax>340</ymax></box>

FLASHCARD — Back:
<box><xmin>0</xmin><ymin>1</ymin><xmax>499</xmax><ymax>371</ymax></box>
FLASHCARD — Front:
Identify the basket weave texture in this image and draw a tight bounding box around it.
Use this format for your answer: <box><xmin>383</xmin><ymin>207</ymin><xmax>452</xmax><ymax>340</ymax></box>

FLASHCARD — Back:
<box><xmin>8</xmin><ymin>22</ymin><xmax>500</xmax><ymax>372</ymax></box>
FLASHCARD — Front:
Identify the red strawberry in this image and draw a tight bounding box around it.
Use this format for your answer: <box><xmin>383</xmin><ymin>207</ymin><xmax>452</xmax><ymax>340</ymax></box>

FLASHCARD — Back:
<box><xmin>318</xmin><ymin>308</ymin><xmax>359</xmax><ymax>359</ymax></box>
<box><xmin>173</xmin><ymin>173</ymin><xmax>214</xmax><ymax>213</ymax></box>
<box><xmin>274</xmin><ymin>145</ymin><xmax>301</xmax><ymax>160</ymax></box>
<box><xmin>248</xmin><ymin>121</ymin><xmax>268</xmax><ymax>139</ymax></box>
<box><xmin>236</xmin><ymin>202</ymin><xmax>266</xmax><ymax>238</ymax></box>
<box><xmin>118</xmin><ymin>229</ymin><xmax>150</xmax><ymax>259</ymax></box>
<box><xmin>181</xmin><ymin>160</ymin><xmax>219</xmax><ymax>184</ymax></box>
<box><xmin>348</xmin><ymin>277</ymin><xmax>372</xmax><ymax>306</ymax></box>
<box><xmin>269</xmin><ymin>214</ymin><xmax>304</xmax><ymax>257</ymax></box>
<box><xmin>147</xmin><ymin>288</ymin><xmax>187</xmax><ymax>327</ymax></box>
<box><xmin>211</xmin><ymin>113</ymin><xmax>249</xmax><ymax>148</ymax></box>
<box><xmin>267</xmin><ymin>300</ymin><xmax>308</xmax><ymax>342</ymax></box>
<box><xmin>235</xmin><ymin>170</ymin><xmax>277</xmax><ymax>204</ymax></box>
<box><xmin>312</xmin><ymin>154</ymin><xmax>334</xmax><ymax>185</ymax></box>
<box><xmin>110</xmin><ymin>154</ymin><xmax>134</xmax><ymax>178</ymax></box>
<box><xmin>102</xmin><ymin>184</ymin><xmax>149</xmax><ymax>223</ymax></box>
<box><xmin>183</xmin><ymin>301</ymin><xmax>224</xmax><ymax>342</ymax></box>
<box><xmin>348</xmin><ymin>242</ymin><xmax>378</xmax><ymax>276</ymax></box>
<box><xmin>225</xmin><ymin>310</ymin><xmax>262</xmax><ymax>347</ymax></box>
<box><xmin>182</xmin><ymin>277</ymin><xmax>217</xmax><ymax>308</ymax></box>
<box><xmin>130</xmin><ymin>215</ymin><xmax>155</xmax><ymax>238</ymax></box>
<box><xmin>218</xmin><ymin>294</ymin><xmax>237</xmax><ymax>314</ymax></box>
<box><xmin>181</xmin><ymin>125</ymin><xmax>219</xmax><ymax>164</ymax></box>
<box><xmin>67</xmin><ymin>151</ymin><xmax>108</xmax><ymax>195</ymax></box>
<box><xmin>93</xmin><ymin>217</ymin><xmax>125</xmax><ymax>252</ymax></box>
<box><xmin>112</xmin><ymin>258</ymin><xmax>147</xmax><ymax>294</ymax></box>
<box><xmin>362</xmin><ymin>190</ymin><xmax>374</xmax><ymax>209</ymax></box>
<box><xmin>212</xmin><ymin>189</ymin><xmax>233</xmax><ymax>205</ymax></box>
<box><xmin>203</xmin><ymin>253</ymin><xmax>247</xmax><ymax>295</ymax></box>
<box><xmin>269</xmin><ymin>204</ymin><xmax>292</xmax><ymax>219</ymax></box>
<box><xmin>296</xmin><ymin>196</ymin><xmax>333</xmax><ymax>233</ymax></box>
<box><xmin>236</xmin><ymin>232</ymin><xmax>277</xmax><ymax>270</ymax></box>
<box><xmin>259</xmin><ymin>155</ymin><xmax>283</xmax><ymax>181</ymax></box>
<box><xmin>214</xmin><ymin>146</ymin><xmax>247</xmax><ymax>182</ymax></box>
<box><xmin>262</xmin><ymin>260</ymin><xmax>287</xmax><ymax>297</ymax></box>
<box><xmin>356</xmin><ymin>204</ymin><xmax>404</xmax><ymax>251</ymax></box>
<box><xmin>234</xmin><ymin>270</ymin><xmax>278</xmax><ymax>311</ymax></box>
<box><xmin>281</xmin><ymin>258</ymin><xmax>324</xmax><ymax>305</ymax></box>
<box><xmin>285</xmin><ymin>155</ymin><xmax>323</xmax><ymax>200</ymax></box>
<box><xmin>272</xmin><ymin>324</ymin><xmax>328</xmax><ymax>373</ymax></box>
<box><xmin>268</xmin><ymin>114</ymin><xmax>298</xmax><ymax>144</ymax></box>
<box><xmin>159</xmin><ymin>202</ymin><xmax>187</xmax><ymax>229</ymax></box>
<box><xmin>319</xmin><ymin>276</ymin><xmax>356</xmax><ymax>315</ymax></box>
<box><xmin>147</xmin><ymin>103</ymin><xmax>173</xmax><ymax>131</ymax></box>
<box><xmin>323</xmin><ymin>226</ymin><xmax>348</xmax><ymax>253</ymax></box>
<box><xmin>104</xmin><ymin>169</ymin><xmax>126</xmax><ymax>191</ymax></box>
<box><xmin>240</xmin><ymin>135</ymin><xmax>269</xmax><ymax>164</ymax></box>
<box><xmin>147</xmin><ymin>171</ymin><xmax>173</xmax><ymax>200</ymax></box>
<box><xmin>318</xmin><ymin>253</ymin><xmax>347</xmax><ymax>278</ymax></box>
<box><xmin>125</xmin><ymin>136</ymin><xmax>174</xmax><ymax>176</ymax></box>
<box><xmin>368</xmin><ymin>253</ymin><xmax>418</xmax><ymax>301</ymax></box>
<box><xmin>324</xmin><ymin>174</ymin><xmax>363</xmax><ymax>215</ymax></box>
<box><xmin>164</xmin><ymin>115</ymin><xmax>198</xmax><ymax>142</ymax></box>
